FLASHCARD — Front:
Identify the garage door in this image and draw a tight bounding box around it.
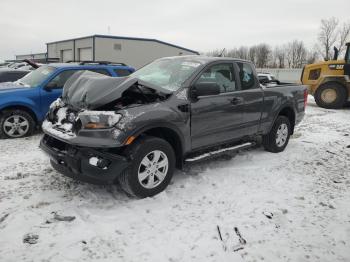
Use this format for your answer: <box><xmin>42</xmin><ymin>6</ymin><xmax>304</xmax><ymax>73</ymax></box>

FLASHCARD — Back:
<box><xmin>61</xmin><ymin>49</ymin><xmax>73</xmax><ymax>62</ymax></box>
<box><xmin>79</xmin><ymin>48</ymin><xmax>92</xmax><ymax>61</ymax></box>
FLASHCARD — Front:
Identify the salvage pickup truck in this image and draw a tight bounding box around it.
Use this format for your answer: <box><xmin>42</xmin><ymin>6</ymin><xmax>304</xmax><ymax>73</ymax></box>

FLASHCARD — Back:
<box><xmin>40</xmin><ymin>56</ymin><xmax>307</xmax><ymax>198</ymax></box>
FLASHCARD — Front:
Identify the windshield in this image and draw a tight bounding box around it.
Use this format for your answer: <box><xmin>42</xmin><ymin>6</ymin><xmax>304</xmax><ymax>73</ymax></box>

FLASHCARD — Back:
<box><xmin>17</xmin><ymin>66</ymin><xmax>56</xmax><ymax>87</ymax></box>
<box><xmin>131</xmin><ymin>58</ymin><xmax>203</xmax><ymax>92</ymax></box>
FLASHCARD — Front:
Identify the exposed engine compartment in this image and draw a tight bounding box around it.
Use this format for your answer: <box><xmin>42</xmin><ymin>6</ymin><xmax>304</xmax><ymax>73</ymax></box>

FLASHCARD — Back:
<box><xmin>45</xmin><ymin>83</ymin><xmax>171</xmax><ymax>139</ymax></box>
<box><xmin>96</xmin><ymin>84</ymin><xmax>170</xmax><ymax>111</ymax></box>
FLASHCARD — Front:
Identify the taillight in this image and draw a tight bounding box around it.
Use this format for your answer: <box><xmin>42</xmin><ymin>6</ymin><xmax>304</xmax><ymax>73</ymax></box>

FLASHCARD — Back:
<box><xmin>304</xmin><ymin>89</ymin><xmax>308</xmax><ymax>109</ymax></box>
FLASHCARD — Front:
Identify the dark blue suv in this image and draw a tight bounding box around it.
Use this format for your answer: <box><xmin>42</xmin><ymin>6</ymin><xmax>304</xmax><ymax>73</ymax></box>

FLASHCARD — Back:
<box><xmin>0</xmin><ymin>61</ymin><xmax>135</xmax><ymax>138</ymax></box>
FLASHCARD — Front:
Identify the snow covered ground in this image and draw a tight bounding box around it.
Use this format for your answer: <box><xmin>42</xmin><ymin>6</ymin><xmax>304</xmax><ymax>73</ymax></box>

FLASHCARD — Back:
<box><xmin>0</xmin><ymin>97</ymin><xmax>349</xmax><ymax>262</ymax></box>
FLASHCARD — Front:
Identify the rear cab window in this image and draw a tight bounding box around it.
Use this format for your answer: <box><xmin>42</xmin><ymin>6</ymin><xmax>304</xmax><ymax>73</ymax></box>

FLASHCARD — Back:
<box><xmin>236</xmin><ymin>62</ymin><xmax>257</xmax><ymax>90</ymax></box>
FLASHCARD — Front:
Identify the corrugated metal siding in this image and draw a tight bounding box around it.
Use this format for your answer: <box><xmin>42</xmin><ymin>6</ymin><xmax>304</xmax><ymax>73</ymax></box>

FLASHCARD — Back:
<box><xmin>95</xmin><ymin>37</ymin><xmax>197</xmax><ymax>69</ymax></box>
<box><xmin>47</xmin><ymin>35</ymin><xmax>198</xmax><ymax>66</ymax></box>
<box><xmin>256</xmin><ymin>68</ymin><xmax>303</xmax><ymax>83</ymax></box>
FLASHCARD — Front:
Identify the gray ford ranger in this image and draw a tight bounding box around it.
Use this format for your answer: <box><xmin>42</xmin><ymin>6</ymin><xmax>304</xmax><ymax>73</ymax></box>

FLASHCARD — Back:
<box><xmin>40</xmin><ymin>56</ymin><xmax>307</xmax><ymax>198</ymax></box>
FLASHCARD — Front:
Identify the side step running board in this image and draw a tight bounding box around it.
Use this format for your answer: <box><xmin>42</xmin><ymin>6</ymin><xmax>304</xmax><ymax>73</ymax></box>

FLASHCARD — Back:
<box><xmin>185</xmin><ymin>142</ymin><xmax>254</xmax><ymax>162</ymax></box>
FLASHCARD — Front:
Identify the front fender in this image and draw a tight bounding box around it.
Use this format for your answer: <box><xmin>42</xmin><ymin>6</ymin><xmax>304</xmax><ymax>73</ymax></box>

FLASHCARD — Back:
<box><xmin>0</xmin><ymin>98</ymin><xmax>41</xmax><ymax>121</ymax></box>
<box><xmin>129</xmin><ymin>121</ymin><xmax>186</xmax><ymax>149</ymax></box>
<box><xmin>115</xmin><ymin>103</ymin><xmax>190</xmax><ymax>153</ymax></box>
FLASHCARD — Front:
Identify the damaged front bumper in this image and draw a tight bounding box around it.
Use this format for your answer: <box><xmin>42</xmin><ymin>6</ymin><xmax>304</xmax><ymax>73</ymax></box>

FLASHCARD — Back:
<box><xmin>40</xmin><ymin>134</ymin><xmax>129</xmax><ymax>184</ymax></box>
<box><xmin>42</xmin><ymin>118</ymin><xmax>126</xmax><ymax>148</ymax></box>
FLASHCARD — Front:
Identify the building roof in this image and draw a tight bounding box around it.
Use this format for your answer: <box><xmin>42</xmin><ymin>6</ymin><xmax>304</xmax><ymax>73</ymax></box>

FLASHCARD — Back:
<box><xmin>46</xmin><ymin>34</ymin><xmax>199</xmax><ymax>55</ymax></box>
<box><xmin>16</xmin><ymin>52</ymin><xmax>47</xmax><ymax>57</ymax></box>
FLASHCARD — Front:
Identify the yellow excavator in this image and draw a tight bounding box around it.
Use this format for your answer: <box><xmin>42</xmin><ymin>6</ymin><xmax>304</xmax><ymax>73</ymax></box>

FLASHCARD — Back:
<box><xmin>301</xmin><ymin>42</ymin><xmax>350</xmax><ymax>108</ymax></box>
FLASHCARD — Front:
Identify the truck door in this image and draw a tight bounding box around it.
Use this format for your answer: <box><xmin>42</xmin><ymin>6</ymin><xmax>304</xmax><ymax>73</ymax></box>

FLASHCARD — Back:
<box><xmin>234</xmin><ymin>62</ymin><xmax>264</xmax><ymax>135</ymax></box>
<box><xmin>190</xmin><ymin>62</ymin><xmax>245</xmax><ymax>149</ymax></box>
<box><xmin>345</xmin><ymin>45</ymin><xmax>350</xmax><ymax>77</ymax></box>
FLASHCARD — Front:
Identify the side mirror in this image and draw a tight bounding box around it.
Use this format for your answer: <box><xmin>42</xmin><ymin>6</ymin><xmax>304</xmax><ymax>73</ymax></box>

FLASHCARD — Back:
<box><xmin>259</xmin><ymin>78</ymin><xmax>269</xmax><ymax>84</ymax></box>
<box><xmin>44</xmin><ymin>82</ymin><xmax>58</xmax><ymax>91</ymax></box>
<box><xmin>191</xmin><ymin>82</ymin><xmax>220</xmax><ymax>99</ymax></box>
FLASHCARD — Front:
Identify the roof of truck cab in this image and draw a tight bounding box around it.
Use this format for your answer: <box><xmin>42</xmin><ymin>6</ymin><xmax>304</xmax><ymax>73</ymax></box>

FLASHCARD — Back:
<box><xmin>158</xmin><ymin>55</ymin><xmax>252</xmax><ymax>64</ymax></box>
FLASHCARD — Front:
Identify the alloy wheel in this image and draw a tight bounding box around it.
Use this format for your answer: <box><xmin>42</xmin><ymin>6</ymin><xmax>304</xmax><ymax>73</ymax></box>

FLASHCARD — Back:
<box><xmin>275</xmin><ymin>123</ymin><xmax>288</xmax><ymax>147</ymax></box>
<box><xmin>3</xmin><ymin>115</ymin><xmax>30</xmax><ymax>138</ymax></box>
<box><xmin>138</xmin><ymin>150</ymin><xmax>169</xmax><ymax>189</ymax></box>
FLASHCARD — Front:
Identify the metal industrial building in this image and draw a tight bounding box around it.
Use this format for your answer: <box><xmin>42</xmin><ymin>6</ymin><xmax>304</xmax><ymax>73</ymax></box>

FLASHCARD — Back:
<box><xmin>46</xmin><ymin>35</ymin><xmax>199</xmax><ymax>68</ymax></box>
<box><xmin>15</xmin><ymin>52</ymin><xmax>47</xmax><ymax>62</ymax></box>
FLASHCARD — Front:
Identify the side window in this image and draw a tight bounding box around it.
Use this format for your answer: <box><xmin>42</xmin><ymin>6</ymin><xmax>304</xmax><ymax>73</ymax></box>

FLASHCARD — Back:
<box><xmin>88</xmin><ymin>69</ymin><xmax>111</xmax><ymax>76</ymax></box>
<box><xmin>48</xmin><ymin>70</ymin><xmax>79</xmax><ymax>88</ymax></box>
<box><xmin>237</xmin><ymin>62</ymin><xmax>256</xmax><ymax>90</ymax></box>
<box><xmin>5</xmin><ymin>72</ymin><xmax>25</xmax><ymax>82</ymax></box>
<box><xmin>114</xmin><ymin>69</ymin><xmax>131</xmax><ymax>77</ymax></box>
<box><xmin>13</xmin><ymin>72</ymin><xmax>26</xmax><ymax>81</ymax></box>
<box><xmin>196</xmin><ymin>63</ymin><xmax>236</xmax><ymax>93</ymax></box>
<box><xmin>346</xmin><ymin>49</ymin><xmax>350</xmax><ymax>64</ymax></box>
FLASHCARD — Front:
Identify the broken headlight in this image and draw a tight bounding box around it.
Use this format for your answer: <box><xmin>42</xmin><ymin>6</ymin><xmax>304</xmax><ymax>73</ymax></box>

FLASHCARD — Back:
<box><xmin>78</xmin><ymin>111</ymin><xmax>122</xmax><ymax>129</ymax></box>
<box><xmin>47</xmin><ymin>98</ymin><xmax>65</xmax><ymax>122</ymax></box>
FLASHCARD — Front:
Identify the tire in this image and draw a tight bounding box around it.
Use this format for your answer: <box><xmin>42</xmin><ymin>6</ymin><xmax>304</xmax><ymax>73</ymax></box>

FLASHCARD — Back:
<box><xmin>118</xmin><ymin>136</ymin><xmax>175</xmax><ymax>198</ymax></box>
<box><xmin>263</xmin><ymin>116</ymin><xmax>291</xmax><ymax>153</ymax></box>
<box><xmin>314</xmin><ymin>82</ymin><xmax>347</xmax><ymax>109</ymax></box>
<box><xmin>0</xmin><ymin>109</ymin><xmax>35</xmax><ymax>139</ymax></box>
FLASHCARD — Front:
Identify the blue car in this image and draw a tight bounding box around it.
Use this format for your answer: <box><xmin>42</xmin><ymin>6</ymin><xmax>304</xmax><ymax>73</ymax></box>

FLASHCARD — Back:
<box><xmin>0</xmin><ymin>61</ymin><xmax>134</xmax><ymax>138</ymax></box>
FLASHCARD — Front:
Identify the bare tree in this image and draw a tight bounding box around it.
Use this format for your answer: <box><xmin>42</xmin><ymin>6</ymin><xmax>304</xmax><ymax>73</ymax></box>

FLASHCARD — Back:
<box><xmin>337</xmin><ymin>21</ymin><xmax>350</xmax><ymax>55</ymax></box>
<box><xmin>206</xmin><ymin>49</ymin><xmax>227</xmax><ymax>57</ymax></box>
<box><xmin>273</xmin><ymin>46</ymin><xmax>286</xmax><ymax>68</ymax></box>
<box><xmin>286</xmin><ymin>40</ymin><xmax>307</xmax><ymax>68</ymax></box>
<box><xmin>318</xmin><ymin>17</ymin><xmax>339</xmax><ymax>60</ymax></box>
<box><xmin>237</xmin><ymin>46</ymin><xmax>249</xmax><ymax>60</ymax></box>
<box><xmin>248</xmin><ymin>46</ymin><xmax>257</xmax><ymax>65</ymax></box>
<box><xmin>306</xmin><ymin>46</ymin><xmax>319</xmax><ymax>64</ymax></box>
<box><xmin>226</xmin><ymin>48</ymin><xmax>238</xmax><ymax>58</ymax></box>
<box><xmin>225</xmin><ymin>46</ymin><xmax>249</xmax><ymax>60</ymax></box>
<box><xmin>255</xmin><ymin>43</ymin><xmax>270</xmax><ymax>68</ymax></box>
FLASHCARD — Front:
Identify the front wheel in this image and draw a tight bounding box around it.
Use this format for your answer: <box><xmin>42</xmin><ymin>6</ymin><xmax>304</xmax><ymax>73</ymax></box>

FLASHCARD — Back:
<box><xmin>0</xmin><ymin>109</ymin><xmax>35</xmax><ymax>139</ymax></box>
<box><xmin>118</xmin><ymin>136</ymin><xmax>175</xmax><ymax>198</ymax></box>
<box><xmin>263</xmin><ymin>116</ymin><xmax>291</xmax><ymax>153</ymax></box>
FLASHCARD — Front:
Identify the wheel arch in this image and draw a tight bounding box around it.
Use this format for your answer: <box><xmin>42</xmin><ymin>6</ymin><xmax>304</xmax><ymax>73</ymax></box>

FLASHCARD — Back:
<box><xmin>130</xmin><ymin>124</ymin><xmax>185</xmax><ymax>169</ymax></box>
<box><xmin>0</xmin><ymin>105</ymin><xmax>38</xmax><ymax>124</ymax></box>
<box><xmin>274</xmin><ymin>106</ymin><xmax>296</xmax><ymax>135</ymax></box>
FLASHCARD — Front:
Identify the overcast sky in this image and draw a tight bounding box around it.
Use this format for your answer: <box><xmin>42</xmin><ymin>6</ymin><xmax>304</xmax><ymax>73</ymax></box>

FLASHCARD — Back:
<box><xmin>0</xmin><ymin>0</ymin><xmax>349</xmax><ymax>60</ymax></box>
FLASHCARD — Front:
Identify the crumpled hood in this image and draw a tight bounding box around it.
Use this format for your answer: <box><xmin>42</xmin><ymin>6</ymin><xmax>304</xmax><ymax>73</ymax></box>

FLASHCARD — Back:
<box><xmin>62</xmin><ymin>71</ymin><xmax>172</xmax><ymax>110</ymax></box>
<box><xmin>0</xmin><ymin>82</ymin><xmax>28</xmax><ymax>92</ymax></box>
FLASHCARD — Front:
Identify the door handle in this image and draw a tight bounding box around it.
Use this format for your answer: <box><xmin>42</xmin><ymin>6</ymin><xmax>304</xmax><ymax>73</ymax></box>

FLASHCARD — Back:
<box><xmin>229</xmin><ymin>97</ymin><xmax>243</xmax><ymax>105</ymax></box>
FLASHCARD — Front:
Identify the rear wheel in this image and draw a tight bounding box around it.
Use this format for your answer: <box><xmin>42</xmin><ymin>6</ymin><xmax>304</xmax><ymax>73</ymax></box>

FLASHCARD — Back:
<box><xmin>314</xmin><ymin>82</ymin><xmax>347</xmax><ymax>109</ymax></box>
<box><xmin>118</xmin><ymin>136</ymin><xmax>175</xmax><ymax>198</ymax></box>
<box><xmin>0</xmin><ymin>109</ymin><xmax>35</xmax><ymax>139</ymax></box>
<box><xmin>263</xmin><ymin>116</ymin><xmax>291</xmax><ymax>153</ymax></box>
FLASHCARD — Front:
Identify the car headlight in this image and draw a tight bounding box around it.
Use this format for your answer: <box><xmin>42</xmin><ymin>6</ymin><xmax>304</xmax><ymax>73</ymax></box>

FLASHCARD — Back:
<box><xmin>79</xmin><ymin>111</ymin><xmax>122</xmax><ymax>129</ymax></box>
